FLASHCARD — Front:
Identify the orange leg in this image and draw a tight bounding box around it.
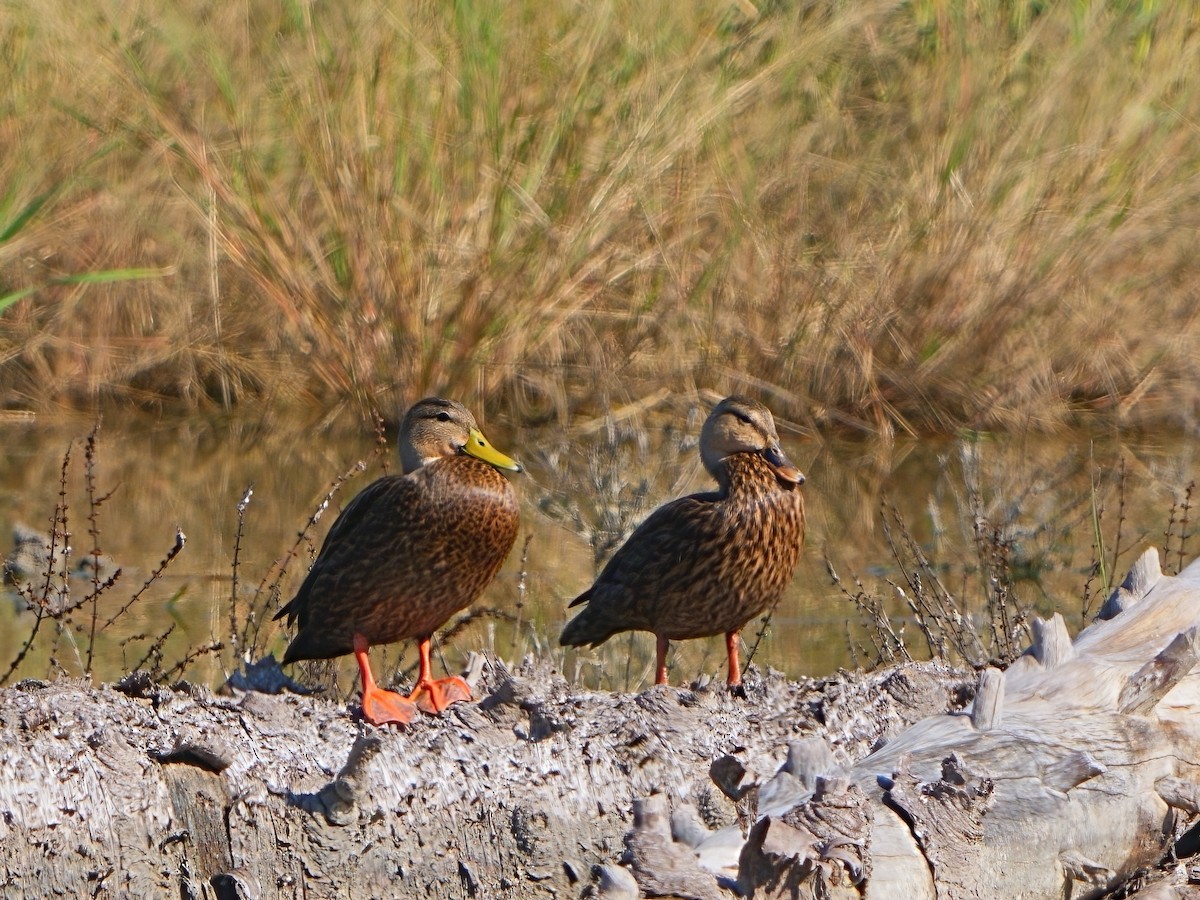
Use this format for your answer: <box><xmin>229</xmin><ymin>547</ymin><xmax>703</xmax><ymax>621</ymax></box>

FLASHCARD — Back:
<box><xmin>406</xmin><ymin>636</ymin><xmax>473</xmax><ymax>715</ymax></box>
<box><xmin>354</xmin><ymin>633</ymin><xmax>417</xmax><ymax>726</ymax></box>
<box><xmin>725</xmin><ymin>631</ymin><xmax>742</xmax><ymax>687</ymax></box>
<box><xmin>655</xmin><ymin>635</ymin><xmax>670</xmax><ymax>685</ymax></box>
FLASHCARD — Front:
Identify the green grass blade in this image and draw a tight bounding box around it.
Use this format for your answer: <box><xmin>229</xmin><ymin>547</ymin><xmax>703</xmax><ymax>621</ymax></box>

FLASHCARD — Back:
<box><xmin>0</xmin><ymin>285</ymin><xmax>38</xmax><ymax>314</ymax></box>
<box><xmin>0</xmin><ymin>268</ymin><xmax>169</xmax><ymax>316</ymax></box>
<box><xmin>51</xmin><ymin>267</ymin><xmax>170</xmax><ymax>286</ymax></box>
<box><xmin>0</xmin><ymin>192</ymin><xmax>54</xmax><ymax>243</ymax></box>
<box><xmin>1090</xmin><ymin>470</ymin><xmax>1109</xmax><ymax>593</ymax></box>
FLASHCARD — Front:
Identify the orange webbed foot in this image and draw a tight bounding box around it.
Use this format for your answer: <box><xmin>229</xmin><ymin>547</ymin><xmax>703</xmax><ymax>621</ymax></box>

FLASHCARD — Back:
<box><xmin>409</xmin><ymin>675</ymin><xmax>473</xmax><ymax>715</ymax></box>
<box><xmin>360</xmin><ymin>685</ymin><xmax>419</xmax><ymax>726</ymax></box>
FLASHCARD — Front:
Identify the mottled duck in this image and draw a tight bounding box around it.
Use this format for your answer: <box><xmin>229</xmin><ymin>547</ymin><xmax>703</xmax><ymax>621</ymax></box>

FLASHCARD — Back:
<box><xmin>560</xmin><ymin>396</ymin><xmax>805</xmax><ymax>688</ymax></box>
<box><xmin>274</xmin><ymin>398</ymin><xmax>521</xmax><ymax>726</ymax></box>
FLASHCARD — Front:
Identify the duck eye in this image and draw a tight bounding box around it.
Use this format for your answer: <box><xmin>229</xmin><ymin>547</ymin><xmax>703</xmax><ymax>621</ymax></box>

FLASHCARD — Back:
<box><xmin>734</xmin><ymin>412</ymin><xmax>752</xmax><ymax>424</ymax></box>
<box><xmin>436</xmin><ymin>411</ymin><xmax>452</xmax><ymax>422</ymax></box>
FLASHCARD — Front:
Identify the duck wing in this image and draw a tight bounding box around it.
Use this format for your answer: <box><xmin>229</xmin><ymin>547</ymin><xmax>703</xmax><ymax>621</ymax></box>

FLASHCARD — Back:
<box><xmin>273</xmin><ymin>473</ymin><xmax>412</xmax><ymax>629</ymax></box>
<box><xmin>561</xmin><ymin>491</ymin><xmax>721</xmax><ymax>644</ymax></box>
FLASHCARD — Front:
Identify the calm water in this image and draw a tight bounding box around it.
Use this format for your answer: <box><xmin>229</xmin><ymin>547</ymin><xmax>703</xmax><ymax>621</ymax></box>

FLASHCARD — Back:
<box><xmin>1</xmin><ymin>406</ymin><xmax>1196</xmax><ymax>694</ymax></box>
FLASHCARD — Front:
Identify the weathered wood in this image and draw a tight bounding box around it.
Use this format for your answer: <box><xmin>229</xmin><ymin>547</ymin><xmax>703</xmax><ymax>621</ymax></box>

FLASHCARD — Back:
<box><xmin>1157</xmin><ymin>777</ymin><xmax>1200</xmax><ymax>815</ymax></box>
<box><xmin>1029</xmin><ymin>611</ymin><xmax>1075</xmax><ymax>668</ymax></box>
<box><xmin>0</xmin><ymin>653</ymin><xmax>968</xmax><ymax>898</ymax></box>
<box><xmin>6</xmin><ymin>547</ymin><xmax>1200</xmax><ymax>898</ymax></box>
<box><xmin>784</xmin><ymin>737</ymin><xmax>837</xmax><ymax>790</ymax></box>
<box><xmin>625</xmin><ymin>795</ymin><xmax>726</xmax><ymax>900</ymax></box>
<box><xmin>1118</xmin><ymin>627</ymin><xmax>1200</xmax><ymax>715</ymax></box>
<box><xmin>622</xmin><ymin>548</ymin><xmax>1200</xmax><ymax>899</ymax></box>
<box><xmin>969</xmin><ymin>666</ymin><xmax>1003</xmax><ymax>732</ymax></box>
<box><xmin>1098</xmin><ymin>546</ymin><xmax>1163</xmax><ymax>620</ymax></box>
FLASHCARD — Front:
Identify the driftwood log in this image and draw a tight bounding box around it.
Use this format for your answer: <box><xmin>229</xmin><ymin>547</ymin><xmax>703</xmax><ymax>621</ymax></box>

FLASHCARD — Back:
<box><xmin>626</xmin><ymin>548</ymin><xmax>1200</xmax><ymax>899</ymax></box>
<box><xmin>1</xmin><ymin>548</ymin><xmax>1198</xmax><ymax>898</ymax></box>
<box><xmin>0</xmin><ymin>655</ymin><xmax>965</xmax><ymax>898</ymax></box>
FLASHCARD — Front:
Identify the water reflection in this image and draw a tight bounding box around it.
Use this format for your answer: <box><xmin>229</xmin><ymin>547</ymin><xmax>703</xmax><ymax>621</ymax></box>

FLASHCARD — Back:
<box><xmin>1</xmin><ymin>408</ymin><xmax>1196</xmax><ymax>694</ymax></box>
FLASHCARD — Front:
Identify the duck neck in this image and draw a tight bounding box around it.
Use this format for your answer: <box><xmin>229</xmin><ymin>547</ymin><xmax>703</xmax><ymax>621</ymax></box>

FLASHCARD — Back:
<box><xmin>716</xmin><ymin>452</ymin><xmax>779</xmax><ymax>497</ymax></box>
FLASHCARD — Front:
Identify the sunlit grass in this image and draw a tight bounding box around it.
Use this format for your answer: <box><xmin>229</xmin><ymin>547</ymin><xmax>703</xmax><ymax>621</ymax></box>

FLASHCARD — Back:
<box><xmin>0</xmin><ymin>0</ymin><xmax>1197</xmax><ymax>435</ymax></box>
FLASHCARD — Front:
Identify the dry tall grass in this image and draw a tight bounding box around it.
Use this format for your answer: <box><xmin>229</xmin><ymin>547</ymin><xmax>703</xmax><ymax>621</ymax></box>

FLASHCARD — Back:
<box><xmin>1</xmin><ymin>0</ymin><xmax>1197</xmax><ymax>434</ymax></box>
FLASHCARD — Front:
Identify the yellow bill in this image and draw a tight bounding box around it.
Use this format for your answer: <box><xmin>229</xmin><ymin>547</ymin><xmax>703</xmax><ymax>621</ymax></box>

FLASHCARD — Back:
<box><xmin>464</xmin><ymin>428</ymin><xmax>523</xmax><ymax>472</ymax></box>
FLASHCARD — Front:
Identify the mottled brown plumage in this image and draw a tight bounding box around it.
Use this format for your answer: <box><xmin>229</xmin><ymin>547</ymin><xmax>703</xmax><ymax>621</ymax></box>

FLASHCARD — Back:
<box><xmin>559</xmin><ymin>396</ymin><xmax>806</xmax><ymax>687</ymax></box>
<box><xmin>275</xmin><ymin>398</ymin><xmax>521</xmax><ymax>724</ymax></box>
